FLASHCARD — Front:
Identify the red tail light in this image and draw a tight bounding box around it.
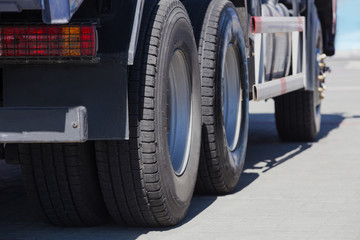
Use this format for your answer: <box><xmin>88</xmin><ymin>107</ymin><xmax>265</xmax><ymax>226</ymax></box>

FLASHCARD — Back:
<box><xmin>0</xmin><ymin>25</ymin><xmax>97</xmax><ymax>58</ymax></box>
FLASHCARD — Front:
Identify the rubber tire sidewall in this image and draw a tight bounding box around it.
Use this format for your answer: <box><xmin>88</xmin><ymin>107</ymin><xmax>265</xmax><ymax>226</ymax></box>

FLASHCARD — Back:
<box><xmin>214</xmin><ymin>4</ymin><xmax>249</xmax><ymax>191</ymax></box>
<box><xmin>155</xmin><ymin>7</ymin><xmax>201</xmax><ymax>219</ymax></box>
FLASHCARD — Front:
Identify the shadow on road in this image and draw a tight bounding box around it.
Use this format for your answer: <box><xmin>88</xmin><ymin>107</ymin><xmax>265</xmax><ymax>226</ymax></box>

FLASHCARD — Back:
<box><xmin>175</xmin><ymin>112</ymin><xmax>347</xmax><ymax>230</ymax></box>
<box><xmin>234</xmin><ymin>113</ymin><xmax>346</xmax><ymax>193</ymax></box>
<box><xmin>0</xmin><ymin>113</ymin><xmax>347</xmax><ymax>239</ymax></box>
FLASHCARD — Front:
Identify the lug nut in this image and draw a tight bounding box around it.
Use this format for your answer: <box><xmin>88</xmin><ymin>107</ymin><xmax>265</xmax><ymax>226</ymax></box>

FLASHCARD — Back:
<box><xmin>318</xmin><ymin>87</ymin><xmax>325</xmax><ymax>93</ymax></box>
<box><xmin>318</xmin><ymin>74</ymin><xmax>326</xmax><ymax>82</ymax></box>
<box><xmin>319</xmin><ymin>53</ymin><xmax>327</xmax><ymax>60</ymax></box>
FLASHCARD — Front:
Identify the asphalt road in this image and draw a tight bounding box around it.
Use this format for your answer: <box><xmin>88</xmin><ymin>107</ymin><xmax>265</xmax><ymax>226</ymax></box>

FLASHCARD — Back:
<box><xmin>0</xmin><ymin>57</ymin><xmax>359</xmax><ymax>240</ymax></box>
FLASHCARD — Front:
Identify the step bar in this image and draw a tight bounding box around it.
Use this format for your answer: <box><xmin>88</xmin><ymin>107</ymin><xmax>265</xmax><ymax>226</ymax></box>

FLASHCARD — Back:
<box><xmin>251</xmin><ymin>16</ymin><xmax>304</xmax><ymax>34</ymax></box>
<box><xmin>252</xmin><ymin>16</ymin><xmax>306</xmax><ymax>101</ymax></box>
<box><xmin>253</xmin><ymin>73</ymin><xmax>304</xmax><ymax>101</ymax></box>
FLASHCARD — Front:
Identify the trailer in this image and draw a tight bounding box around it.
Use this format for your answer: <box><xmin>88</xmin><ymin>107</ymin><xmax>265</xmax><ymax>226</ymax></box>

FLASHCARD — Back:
<box><xmin>0</xmin><ymin>0</ymin><xmax>335</xmax><ymax>227</ymax></box>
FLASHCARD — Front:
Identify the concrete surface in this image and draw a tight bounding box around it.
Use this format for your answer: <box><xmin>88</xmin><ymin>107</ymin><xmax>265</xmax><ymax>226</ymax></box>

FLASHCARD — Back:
<box><xmin>0</xmin><ymin>57</ymin><xmax>360</xmax><ymax>239</ymax></box>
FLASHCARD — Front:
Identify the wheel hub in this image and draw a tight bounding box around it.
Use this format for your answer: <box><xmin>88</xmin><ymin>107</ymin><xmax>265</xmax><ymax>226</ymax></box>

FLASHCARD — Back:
<box><xmin>167</xmin><ymin>50</ymin><xmax>192</xmax><ymax>175</ymax></box>
<box><xmin>221</xmin><ymin>44</ymin><xmax>242</xmax><ymax>152</ymax></box>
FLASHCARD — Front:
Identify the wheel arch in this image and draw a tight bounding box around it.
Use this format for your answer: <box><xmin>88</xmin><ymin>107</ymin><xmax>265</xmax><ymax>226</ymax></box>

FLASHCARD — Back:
<box><xmin>231</xmin><ymin>0</ymin><xmax>245</xmax><ymax>7</ymax></box>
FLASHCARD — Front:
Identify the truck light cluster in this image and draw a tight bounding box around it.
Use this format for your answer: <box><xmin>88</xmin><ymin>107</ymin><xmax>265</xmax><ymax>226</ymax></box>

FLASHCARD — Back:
<box><xmin>0</xmin><ymin>25</ymin><xmax>97</xmax><ymax>58</ymax></box>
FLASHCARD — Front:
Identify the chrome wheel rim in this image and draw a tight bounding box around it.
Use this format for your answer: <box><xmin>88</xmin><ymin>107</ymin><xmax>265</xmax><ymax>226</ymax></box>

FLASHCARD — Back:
<box><xmin>168</xmin><ymin>50</ymin><xmax>192</xmax><ymax>175</ymax></box>
<box><xmin>222</xmin><ymin>44</ymin><xmax>242</xmax><ymax>152</ymax></box>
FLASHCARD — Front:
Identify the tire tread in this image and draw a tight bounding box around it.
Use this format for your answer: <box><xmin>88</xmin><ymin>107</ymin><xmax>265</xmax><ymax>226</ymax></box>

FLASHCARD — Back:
<box><xmin>184</xmin><ymin>0</ymin><xmax>244</xmax><ymax>194</ymax></box>
<box><xmin>19</xmin><ymin>143</ymin><xmax>107</xmax><ymax>227</ymax></box>
<box><xmin>95</xmin><ymin>0</ymin><xmax>194</xmax><ymax>227</ymax></box>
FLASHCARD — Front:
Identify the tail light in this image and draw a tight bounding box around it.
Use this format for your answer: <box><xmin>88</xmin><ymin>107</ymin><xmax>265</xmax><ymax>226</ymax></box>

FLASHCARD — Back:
<box><xmin>0</xmin><ymin>25</ymin><xmax>97</xmax><ymax>58</ymax></box>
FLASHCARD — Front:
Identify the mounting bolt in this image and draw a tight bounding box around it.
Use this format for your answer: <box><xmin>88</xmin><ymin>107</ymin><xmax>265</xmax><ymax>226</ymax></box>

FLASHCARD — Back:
<box><xmin>72</xmin><ymin>122</ymin><xmax>78</xmax><ymax>128</ymax></box>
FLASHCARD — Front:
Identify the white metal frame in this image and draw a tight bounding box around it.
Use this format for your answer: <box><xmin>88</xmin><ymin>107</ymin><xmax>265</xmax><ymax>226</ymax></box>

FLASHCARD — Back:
<box><xmin>251</xmin><ymin>16</ymin><xmax>306</xmax><ymax>101</ymax></box>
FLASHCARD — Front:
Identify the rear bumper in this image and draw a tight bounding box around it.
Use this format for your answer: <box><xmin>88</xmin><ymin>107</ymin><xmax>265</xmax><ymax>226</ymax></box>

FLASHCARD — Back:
<box><xmin>2</xmin><ymin>63</ymin><xmax>129</xmax><ymax>141</ymax></box>
<box><xmin>0</xmin><ymin>106</ymin><xmax>87</xmax><ymax>143</ymax></box>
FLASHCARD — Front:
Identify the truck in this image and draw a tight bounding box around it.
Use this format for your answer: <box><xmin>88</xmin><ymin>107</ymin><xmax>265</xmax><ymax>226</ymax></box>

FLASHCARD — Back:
<box><xmin>0</xmin><ymin>0</ymin><xmax>336</xmax><ymax>227</ymax></box>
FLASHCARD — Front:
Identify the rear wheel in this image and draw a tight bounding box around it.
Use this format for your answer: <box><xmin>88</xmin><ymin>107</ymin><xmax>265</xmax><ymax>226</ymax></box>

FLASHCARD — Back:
<box><xmin>19</xmin><ymin>143</ymin><xmax>108</xmax><ymax>227</ymax></box>
<box><xmin>184</xmin><ymin>0</ymin><xmax>249</xmax><ymax>194</ymax></box>
<box><xmin>95</xmin><ymin>0</ymin><xmax>201</xmax><ymax>227</ymax></box>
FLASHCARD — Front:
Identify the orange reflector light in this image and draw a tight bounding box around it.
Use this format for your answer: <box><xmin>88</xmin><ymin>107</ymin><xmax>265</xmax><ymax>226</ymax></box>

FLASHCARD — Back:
<box><xmin>0</xmin><ymin>25</ymin><xmax>97</xmax><ymax>57</ymax></box>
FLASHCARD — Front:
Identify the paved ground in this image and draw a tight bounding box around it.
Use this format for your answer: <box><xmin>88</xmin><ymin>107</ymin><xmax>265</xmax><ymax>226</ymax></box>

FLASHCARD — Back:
<box><xmin>0</xmin><ymin>57</ymin><xmax>360</xmax><ymax>240</ymax></box>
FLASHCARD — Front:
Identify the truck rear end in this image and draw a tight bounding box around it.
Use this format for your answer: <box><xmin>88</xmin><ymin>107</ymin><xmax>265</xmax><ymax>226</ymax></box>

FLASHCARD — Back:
<box><xmin>0</xmin><ymin>0</ymin><xmax>142</xmax><ymax>226</ymax></box>
<box><xmin>0</xmin><ymin>0</ymin><xmax>336</xmax><ymax>228</ymax></box>
<box><xmin>0</xmin><ymin>0</ymin><xmax>139</xmax><ymax>142</ymax></box>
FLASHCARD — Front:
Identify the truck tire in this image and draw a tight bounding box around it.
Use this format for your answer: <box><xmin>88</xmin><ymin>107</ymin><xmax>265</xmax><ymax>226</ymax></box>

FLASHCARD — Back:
<box><xmin>274</xmin><ymin>15</ymin><xmax>323</xmax><ymax>141</ymax></box>
<box><xmin>95</xmin><ymin>0</ymin><xmax>201</xmax><ymax>227</ymax></box>
<box><xmin>184</xmin><ymin>0</ymin><xmax>249</xmax><ymax>194</ymax></box>
<box><xmin>19</xmin><ymin>143</ymin><xmax>108</xmax><ymax>227</ymax></box>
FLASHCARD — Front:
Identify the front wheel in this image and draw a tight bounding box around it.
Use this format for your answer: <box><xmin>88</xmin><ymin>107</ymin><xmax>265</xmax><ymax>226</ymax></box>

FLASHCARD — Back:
<box><xmin>274</xmin><ymin>10</ymin><xmax>323</xmax><ymax>142</ymax></box>
<box><xmin>95</xmin><ymin>0</ymin><xmax>201</xmax><ymax>227</ymax></box>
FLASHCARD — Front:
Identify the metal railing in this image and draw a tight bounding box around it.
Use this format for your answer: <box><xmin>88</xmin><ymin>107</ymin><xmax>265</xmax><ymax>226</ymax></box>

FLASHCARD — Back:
<box><xmin>252</xmin><ymin>16</ymin><xmax>306</xmax><ymax>101</ymax></box>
